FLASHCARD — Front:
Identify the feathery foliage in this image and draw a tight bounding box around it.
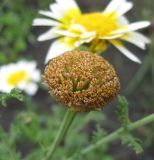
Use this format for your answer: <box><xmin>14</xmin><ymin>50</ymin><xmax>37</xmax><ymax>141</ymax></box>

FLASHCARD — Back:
<box><xmin>0</xmin><ymin>88</ymin><xmax>24</xmax><ymax>107</ymax></box>
<box><xmin>117</xmin><ymin>96</ymin><xmax>143</xmax><ymax>154</ymax></box>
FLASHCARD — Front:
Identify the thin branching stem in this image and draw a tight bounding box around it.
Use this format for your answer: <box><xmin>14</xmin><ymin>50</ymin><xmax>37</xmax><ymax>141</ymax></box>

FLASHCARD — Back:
<box><xmin>68</xmin><ymin>113</ymin><xmax>154</xmax><ymax>159</ymax></box>
<box><xmin>42</xmin><ymin>109</ymin><xmax>76</xmax><ymax>160</ymax></box>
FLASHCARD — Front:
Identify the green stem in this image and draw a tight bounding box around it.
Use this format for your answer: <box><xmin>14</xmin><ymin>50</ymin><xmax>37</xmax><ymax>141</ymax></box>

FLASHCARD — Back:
<box><xmin>42</xmin><ymin>109</ymin><xmax>76</xmax><ymax>160</ymax></box>
<box><xmin>68</xmin><ymin>113</ymin><xmax>154</xmax><ymax>159</ymax></box>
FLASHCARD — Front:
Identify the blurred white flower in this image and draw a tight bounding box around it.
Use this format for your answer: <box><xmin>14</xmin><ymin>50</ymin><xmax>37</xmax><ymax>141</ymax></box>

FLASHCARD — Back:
<box><xmin>33</xmin><ymin>0</ymin><xmax>150</xmax><ymax>63</ymax></box>
<box><xmin>0</xmin><ymin>60</ymin><xmax>41</xmax><ymax>95</ymax></box>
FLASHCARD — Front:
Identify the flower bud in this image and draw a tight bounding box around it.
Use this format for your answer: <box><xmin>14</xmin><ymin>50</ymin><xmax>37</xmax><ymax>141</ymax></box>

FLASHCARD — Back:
<box><xmin>44</xmin><ymin>51</ymin><xmax>120</xmax><ymax>112</ymax></box>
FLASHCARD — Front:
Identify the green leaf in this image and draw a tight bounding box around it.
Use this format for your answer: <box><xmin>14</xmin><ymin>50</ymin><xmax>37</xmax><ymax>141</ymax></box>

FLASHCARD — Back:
<box><xmin>116</xmin><ymin>96</ymin><xmax>130</xmax><ymax>131</ymax></box>
<box><xmin>0</xmin><ymin>88</ymin><xmax>25</xmax><ymax>107</ymax></box>
<box><xmin>117</xmin><ymin>95</ymin><xmax>143</xmax><ymax>154</ymax></box>
<box><xmin>121</xmin><ymin>133</ymin><xmax>143</xmax><ymax>154</ymax></box>
<box><xmin>92</xmin><ymin>124</ymin><xmax>107</xmax><ymax>143</ymax></box>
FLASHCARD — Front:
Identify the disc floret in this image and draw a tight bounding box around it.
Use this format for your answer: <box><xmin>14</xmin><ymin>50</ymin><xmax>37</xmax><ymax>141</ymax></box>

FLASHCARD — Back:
<box><xmin>44</xmin><ymin>51</ymin><xmax>120</xmax><ymax>112</ymax></box>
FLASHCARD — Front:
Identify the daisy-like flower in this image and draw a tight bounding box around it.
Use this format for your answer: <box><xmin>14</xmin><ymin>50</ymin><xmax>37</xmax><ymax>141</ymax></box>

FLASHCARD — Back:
<box><xmin>33</xmin><ymin>0</ymin><xmax>150</xmax><ymax>63</ymax></box>
<box><xmin>0</xmin><ymin>60</ymin><xmax>41</xmax><ymax>95</ymax></box>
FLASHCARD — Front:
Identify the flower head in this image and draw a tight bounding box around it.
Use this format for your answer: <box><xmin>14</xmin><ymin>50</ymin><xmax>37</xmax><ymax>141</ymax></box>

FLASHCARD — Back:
<box><xmin>0</xmin><ymin>60</ymin><xmax>41</xmax><ymax>95</ymax></box>
<box><xmin>44</xmin><ymin>50</ymin><xmax>120</xmax><ymax>112</ymax></box>
<box><xmin>33</xmin><ymin>0</ymin><xmax>150</xmax><ymax>63</ymax></box>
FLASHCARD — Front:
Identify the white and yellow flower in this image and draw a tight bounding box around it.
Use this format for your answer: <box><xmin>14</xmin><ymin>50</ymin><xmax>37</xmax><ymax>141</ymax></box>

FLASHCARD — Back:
<box><xmin>0</xmin><ymin>60</ymin><xmax>41</xmax><ymax>95</ymax></box>
<box><xmin>33</xmin><ymin>0</ymin><xmax>150</xmax><ymax>63</ymax></box>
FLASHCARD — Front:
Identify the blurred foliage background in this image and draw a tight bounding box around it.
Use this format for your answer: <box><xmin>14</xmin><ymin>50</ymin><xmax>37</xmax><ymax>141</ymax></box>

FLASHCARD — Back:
<box><xmin>0</xmin><ymin>0</ymin><xmax>154</xmax><ymax>160</ymax></box>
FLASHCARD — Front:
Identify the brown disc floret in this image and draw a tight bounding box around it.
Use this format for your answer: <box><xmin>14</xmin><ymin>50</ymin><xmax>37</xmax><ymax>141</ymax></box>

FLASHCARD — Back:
<box><xmin>44</xmin><ymin>50</ymin><xmax>120</xmax><ymax>112</ymax></box>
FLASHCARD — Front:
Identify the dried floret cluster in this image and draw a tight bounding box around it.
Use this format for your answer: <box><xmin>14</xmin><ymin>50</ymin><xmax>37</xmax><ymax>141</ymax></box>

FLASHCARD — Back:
<box><xmin>44</xmin><ymin>51</ymin><xmax>120</xmax><ymax>112</ymax></box>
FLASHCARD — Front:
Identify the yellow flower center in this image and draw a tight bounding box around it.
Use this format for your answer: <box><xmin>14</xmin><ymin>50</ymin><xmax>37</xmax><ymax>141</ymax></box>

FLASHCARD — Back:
<box><xmin>7</xmin><ymin>70</ymin><xmax>28</xmax><ymax>86</ymax></box>
<box><xmin>60</xmin><ymin>8</ymin><xmax>81</xmax><ymax>27</ymax></box>
<box><xmin>75</xmin><ymin>12</ymin><xmax>118</xmax><ymax>37</ymax></box>
<box><xmin>59</xmin><ymin>37</ymin><xmax>77</xmax><ymax>47</ymax></box>
<box><xmin>60</xmin><ymin>10</ymin><xmax>119</xmax><ymax>50</ymax></box>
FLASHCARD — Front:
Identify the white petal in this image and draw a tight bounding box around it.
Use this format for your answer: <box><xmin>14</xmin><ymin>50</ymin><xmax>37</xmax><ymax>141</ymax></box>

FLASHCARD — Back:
<box><xmin>110</xmin><ymin>40</ymin><xmax>141</xmax><ymax>63</ymax></box>
<box><xmin>0</xmin><ymin>81</ymin><xmax>12</xmax><ymax>93</ymax></box>
<box><xmin>74</xmin><ymin>31</ymin><xmax>96</xmax><ymax>46</ymax></box>
<box><xmin>17</xmin><ymin>82</ymin><xmax>27</xmax><ymax>90</ymax></box>
<box><xmin>45</xmin><ymin>40</ymin><xmax>73</xmax><ymax>63</ymax></box>
<box><xmin>50</xmin><ymin>3</ymin><xmax>65</xmax><ymax>19</ymax></box>
<box><xmin>54</xmin><ymin>30</ymin><xmax>78</xmax><ymax>37</ymax></box>
<box><xmin>130</xmin><ymin>32</ymin><xmax>150</xmax><ymax>43</ymax></box>
<box><xmin>126</xmin><ymin>21</ymin><xmax>151</xmax><ymax>31</ymax></box>
<box><xmin>32</xmin><ymin>18</ymin><xmax>59</xmax><ymax>26</ymax></box>
<box><xmin>117</xmin><ymin>2</ymin><xmax>133</xmax><ymax>16</ymax></box>
<box><xmin>23</xmin><ymin>83</ymin><xmax>38</xmax><ymax>96</ymax></box>
<box><xmin>121</xmin><ymin>37</ymin><xmax>145</xmax><ymax>49</ymax></box>
<box><xmin>80</xmin><ymin>31</ymin><xmax>96</xmax><ymax>39</ymax></box>
<box><xmin>101</xmin><ymin>34</ymin><xmax>123</xmax><ymax>40</ymax></box>
<box><xmin>105</xmin><ymin>0</ymin><xmax>124</xmax><ymax>12</ymax></box>
<box><xmin>70</xmin><ymin>24</ymin><xmax>87</xmax><ymax>33</ymax></box>
<box><xmin>56</xmin><ymin>0</ymin><xmax>80</xmax><ymax>11</ymax></box>
<box><xmin>39</xmin><ymin>10</ymin><xmax>58</xmax><ymax>19</ymax></box>
<box><xmin>75</xmin><ymin>36</ymin><xmax>94</xmax><ymax>47</ymax></box>
<box><xmin>104</xmin><ymin>0</ymin><xmax>133</xmax><ymax>16</ymax></box>
<box><xmin>31</xmin><ymin>70</ymin><xmax>41</xmax><ymax>82</ymax></box>
<box><xmin>112</xmin><ymin>21</ymin><xmax>151</xmax><ymax>34</ymax></box>
<box><xmin>18</xmin><ymin>60</ymin><xmax>37</xmax><ymax>73</ymax></box>
<box><xmin>38</xmin><ymin>27</ymin><xmax>60</xmax><ymax>41</ymax></box>
<box><xmin>120</xmin><ymin>32</ymin><xmax>150</xmax><ymax>49</ymax></box>
<box><xmin>50</xmin><ymin>0</ymin><xmax>80</xmax><ymax>20</ymax></box>
<box><xmin>118</xmin><ymin>16</ymin><xmax>129</xmax><ymax>25</ymax></box>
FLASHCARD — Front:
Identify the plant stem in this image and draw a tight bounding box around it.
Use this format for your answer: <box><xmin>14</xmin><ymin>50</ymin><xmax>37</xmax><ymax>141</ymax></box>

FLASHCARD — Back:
<box><xmin>42</xmin><ymin>109</ymin><xmax>76</xmax><ymax>160</ymax></box>
<box><xmin>68</xmin><ymin>113</ymin><xmax>154</xmax><ymax>159</ymax></box>
<box><xmin>82</xmin><ymin>113</ymin><xmax>154</xmax><ymax>154</ymax></box>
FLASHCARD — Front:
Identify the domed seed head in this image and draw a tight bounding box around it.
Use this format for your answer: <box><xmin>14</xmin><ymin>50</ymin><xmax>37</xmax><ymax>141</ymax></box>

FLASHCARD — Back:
<box><xmin>44</xmin><ymin>50</ymin><xmax>120</xmax><ymax>112</ymax></box>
